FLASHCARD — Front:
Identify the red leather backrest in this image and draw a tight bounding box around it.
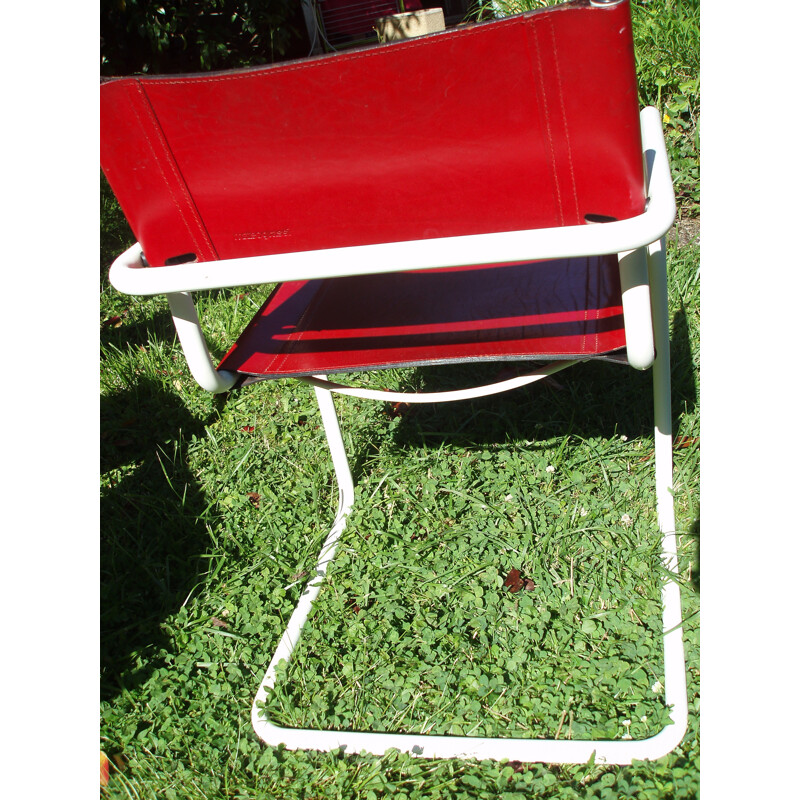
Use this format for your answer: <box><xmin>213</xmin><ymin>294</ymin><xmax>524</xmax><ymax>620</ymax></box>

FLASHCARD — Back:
<box><xmin>101</xmin><ymin>0</ymin><xmax>644</xmax><ymax>268</ymax></box>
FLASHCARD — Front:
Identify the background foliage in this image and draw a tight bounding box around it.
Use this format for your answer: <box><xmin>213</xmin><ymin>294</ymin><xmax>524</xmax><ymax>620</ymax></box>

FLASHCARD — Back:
<box><xmin>100</xmin><ymin>0</ymin><xmax>308</xmax><ymax>74</ymax></box>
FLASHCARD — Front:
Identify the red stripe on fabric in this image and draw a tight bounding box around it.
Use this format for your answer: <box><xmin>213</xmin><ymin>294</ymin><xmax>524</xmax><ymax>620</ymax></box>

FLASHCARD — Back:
<box><xmin>270</xmin><ymin>306</ymin><xmax>624</xmax><ymax>341</ymax></box>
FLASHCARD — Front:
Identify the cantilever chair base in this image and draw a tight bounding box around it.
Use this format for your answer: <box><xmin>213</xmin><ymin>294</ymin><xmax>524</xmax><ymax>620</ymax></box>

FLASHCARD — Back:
<box><xmin>247</xmin><ymin>236</ymin><xmax>687</xmax><ymax>765</ymax></box>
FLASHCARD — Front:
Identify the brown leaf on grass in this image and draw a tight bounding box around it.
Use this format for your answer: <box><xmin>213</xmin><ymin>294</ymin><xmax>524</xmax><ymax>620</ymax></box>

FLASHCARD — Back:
<box><xmin>102</xmin><ymin>313</ymin><xmax>126</xmax><ymax>328</ymax></box>
<box><xmin>504</xmin><ymin>568</ymin><xmax>524</xmax><ymax>593</ymax></box>
<box><xmin>210</xmin><ymin>616</ymin><xmax>229</xmax><ymax>629</ymax></box>
<box><xmin>504</xmin><ymin>568</ymin><xmax>536</xmax><ymax>593</ymax></box>
<box><xmin>386</xmin><ymin>400</ymin><xmax>411</xmax><ymax>418</ymax></box>
<box><xmin>247</xmin><ymin>492</ymin><xmax>260</xmax><ymax>507</ymax></box>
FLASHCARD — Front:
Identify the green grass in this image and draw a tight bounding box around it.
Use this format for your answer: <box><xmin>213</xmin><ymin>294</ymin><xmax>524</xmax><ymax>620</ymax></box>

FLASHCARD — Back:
<box><xmin>100</xmin><ymin>2</ymin><xmax>699</xmax><ymax>796</ymax></box>
<box><xmin>100</xmin><ymin>227</ymin><xmax>699</xmax><ymax>799</ymax></box>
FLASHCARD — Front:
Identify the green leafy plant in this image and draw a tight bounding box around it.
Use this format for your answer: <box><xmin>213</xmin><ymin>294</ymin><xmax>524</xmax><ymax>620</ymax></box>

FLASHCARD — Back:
<box><xmin>100</xmin><ymin>0</ymin><xmax>306</xmax><ymax>74</ymax></box>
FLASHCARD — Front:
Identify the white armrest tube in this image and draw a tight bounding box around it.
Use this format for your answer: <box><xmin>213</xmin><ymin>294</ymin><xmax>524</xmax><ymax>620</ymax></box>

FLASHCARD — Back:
<box><xmin>109</xmin><ymin>108</ymin><xmax>676</xmax><ymax>297</ymax></box>
<box><xmin>618</xmin><ymin>247</ymin><xmax>655</xmax><ymax>370</ymax></box>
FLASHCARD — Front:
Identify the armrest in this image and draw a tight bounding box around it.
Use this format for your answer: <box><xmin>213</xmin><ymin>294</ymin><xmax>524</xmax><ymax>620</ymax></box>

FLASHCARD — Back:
<box><xmin>109</xmin><ymin>108</ymin><xmax>675</xmax><ymax>297</ymax></box>
<box><xmin>109</xmin><ymin>107</ymin><xmax>674</xmax><ymax>392</ymax></box>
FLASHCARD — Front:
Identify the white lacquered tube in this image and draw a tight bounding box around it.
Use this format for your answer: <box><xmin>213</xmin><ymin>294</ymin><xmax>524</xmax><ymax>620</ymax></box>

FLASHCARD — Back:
<box><xmin>166</xmin><ymin>291</ymin><xmax>237</xmax><ymax>393</ymax></box>
<box><xmin>110</xmin><ymin>110</ymin><xmax>676</xmax><ymax>298</ymax></box>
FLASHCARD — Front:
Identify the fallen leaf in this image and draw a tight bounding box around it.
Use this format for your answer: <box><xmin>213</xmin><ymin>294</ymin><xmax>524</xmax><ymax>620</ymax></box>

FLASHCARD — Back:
<box><xmin>504</xmin><ymin>568</ymin><xmax>524</xmax><ymax>593</ymax></box>
<box><xmin>386</xmin><ymin>401</ymin><xmax>410</xmax><ymax>418</ymax></box>
<box><xmin>100</xmin><ymin>752</ymin><xmax>110</xmax><ymax>787</ymax></box>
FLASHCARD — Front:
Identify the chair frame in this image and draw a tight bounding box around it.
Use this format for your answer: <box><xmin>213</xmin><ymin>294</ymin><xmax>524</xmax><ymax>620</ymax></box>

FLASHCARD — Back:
<box><xmin>108</xmin><ymin>107</ymin><xmax>688</xmax><ymax>764</ymax></box>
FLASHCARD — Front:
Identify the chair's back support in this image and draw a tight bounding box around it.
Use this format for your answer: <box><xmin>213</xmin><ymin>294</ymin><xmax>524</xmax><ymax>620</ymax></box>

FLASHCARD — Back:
<box><xmin>101</xmin><ymin>0</ymin><xmax>644</xmax><ymax>269</ymax></box>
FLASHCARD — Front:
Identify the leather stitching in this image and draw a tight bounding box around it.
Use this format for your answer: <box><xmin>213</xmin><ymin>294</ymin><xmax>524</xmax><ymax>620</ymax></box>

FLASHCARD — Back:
<box><xmin>548</xmin><ymin>20</ymin><xmax>581</xmax><ymax>225</ymax></box>
<box><xmin>128</xmin><ymin>81</ymin><xmax>217</xmax><ymax>261</ymax></box>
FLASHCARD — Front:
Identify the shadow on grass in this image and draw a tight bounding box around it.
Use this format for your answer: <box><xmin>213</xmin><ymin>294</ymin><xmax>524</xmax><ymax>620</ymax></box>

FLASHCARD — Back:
<box><xmin>387</xmin><ymin>301</ymin><xmax>696</xmax><ymax>454</ymax></box>
<box><xmin>688</xmin><ymin>508</ymin><xmax>700</xmax><ymax>594</ymax></box>
<box><xmin>100</xmin><ymin>376</ymin><xmax>228</xmax><ymax>702</ymax></box>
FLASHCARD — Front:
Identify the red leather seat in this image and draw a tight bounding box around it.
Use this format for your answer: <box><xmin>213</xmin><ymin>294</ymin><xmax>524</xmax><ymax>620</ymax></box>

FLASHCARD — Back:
<box><xmin>217</xmin><ymin>255</ymin><xmax>625</xmax><ymax>379</ymax></box>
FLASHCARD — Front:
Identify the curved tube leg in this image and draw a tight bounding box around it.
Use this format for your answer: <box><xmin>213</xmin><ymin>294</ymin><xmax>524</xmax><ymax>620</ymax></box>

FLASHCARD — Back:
<box><xmin>648</xmin><ymin>235</ymin><xmax>689</xmax><ymax>748</ymax></box>
<box><xmin>251</xmin><ymin>384</ymin><xmax>354</xmax><ymax>729</ymax></box>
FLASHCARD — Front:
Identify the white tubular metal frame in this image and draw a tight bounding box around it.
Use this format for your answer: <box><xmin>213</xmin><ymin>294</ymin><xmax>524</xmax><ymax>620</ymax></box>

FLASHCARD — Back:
<box><xmin>109</xmin><ymin>109</ymin><xmax>672</xmax><ymax>296</ymax></box>
<box><xmin>115</xmin><ymin>108</ymin><xmax>671</xmax><ymax>394</ymax></box>
<box><xmin>107</xmin><ymin>106</ymin><xmax>687</xmax><ymax>763</ymax></box>
<box><xmin>249</xmin><ymin>238</ymin><xmax>687</xmax><ymax>764</ymax></box>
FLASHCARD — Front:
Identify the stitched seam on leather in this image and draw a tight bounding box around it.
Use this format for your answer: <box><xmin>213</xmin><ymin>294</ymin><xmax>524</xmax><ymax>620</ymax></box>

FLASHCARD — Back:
<box><xmin>548</xmin><ymin>20</ymin><xmax>581</xmax><ymax>225</ymax></box>
<box><xmin>531</xmin><ymin>21</ymin><xmax>564</xmax><ymax>225</ymax></box>
<box><xmin>128</xmin><ymin>81</ymin><xmax>218</xmax><ymax>261</ymax></box>
<box><xmin>589</xmin><ymin>257</ymin><xmax>597</xmax><ymax>355</ymax></box>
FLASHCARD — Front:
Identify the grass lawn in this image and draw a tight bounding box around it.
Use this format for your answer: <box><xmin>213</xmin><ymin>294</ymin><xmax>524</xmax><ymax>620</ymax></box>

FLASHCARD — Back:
<box><xmin>100</xmin><ymin>2</ymin><xmax>699</xmax><ymax>797</ymax></box>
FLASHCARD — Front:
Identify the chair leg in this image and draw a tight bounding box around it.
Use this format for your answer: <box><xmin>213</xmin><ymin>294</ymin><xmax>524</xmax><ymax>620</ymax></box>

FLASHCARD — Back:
<box><xmin>251</xmin><ymin>286</ymin><xmax>689</xmax><ymax>762</ymax></box>
<box><xmin>250</xmin><ymin>384</ymin><xmax>354</xmax><ymax>723</ymax></box>
<box><xmin>647</xmin><ymin>235</ymin><xmax>690</xmax><ymax>749</ymax></box>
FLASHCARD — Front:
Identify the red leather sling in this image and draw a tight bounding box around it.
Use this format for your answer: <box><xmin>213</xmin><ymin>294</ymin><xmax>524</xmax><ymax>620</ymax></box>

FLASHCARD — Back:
<box><xmin>101</xmin><ymin>0</ymin><xmax>643</xmax><ymax>378</ymax></box>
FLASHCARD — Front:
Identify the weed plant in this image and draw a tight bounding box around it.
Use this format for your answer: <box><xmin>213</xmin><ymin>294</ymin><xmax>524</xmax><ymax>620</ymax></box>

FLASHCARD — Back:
<box><xmin>100</xmin><ymin>1</ymin><xmax>699</xmax><ymax>796</ymax></box>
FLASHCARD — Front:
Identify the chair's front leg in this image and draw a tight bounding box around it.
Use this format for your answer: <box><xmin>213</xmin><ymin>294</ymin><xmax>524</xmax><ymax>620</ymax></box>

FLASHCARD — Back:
<box><xmin>251</xmin><ymin>382</ymin><xmax>354</xmax><ymax>717</ymax></box>
<box><xmin>312</xmin><ymin>382</ymin><xmax>356</xmax><ymax>522</ymax></box>
<box><xmin>166</xmin><ymin>291</ymin><xmax>238</xmax><ymax>394</ymax></box>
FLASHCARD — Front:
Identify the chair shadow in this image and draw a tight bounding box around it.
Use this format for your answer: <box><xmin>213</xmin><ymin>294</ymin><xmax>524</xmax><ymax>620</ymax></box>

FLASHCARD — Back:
<box><xmin>387</xmin><ymin>298</ymin><xmax>696</xmax><ymax>452</ymax></box>
<box><xmin>100</xmin><ymin>375</ymin><xmax>227</xmax><ymax>701</ymax></box>
<box><xmin>341</xmin><ymin>297</ymin><xmax>696</xmax><ymax>493</ymax></box>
